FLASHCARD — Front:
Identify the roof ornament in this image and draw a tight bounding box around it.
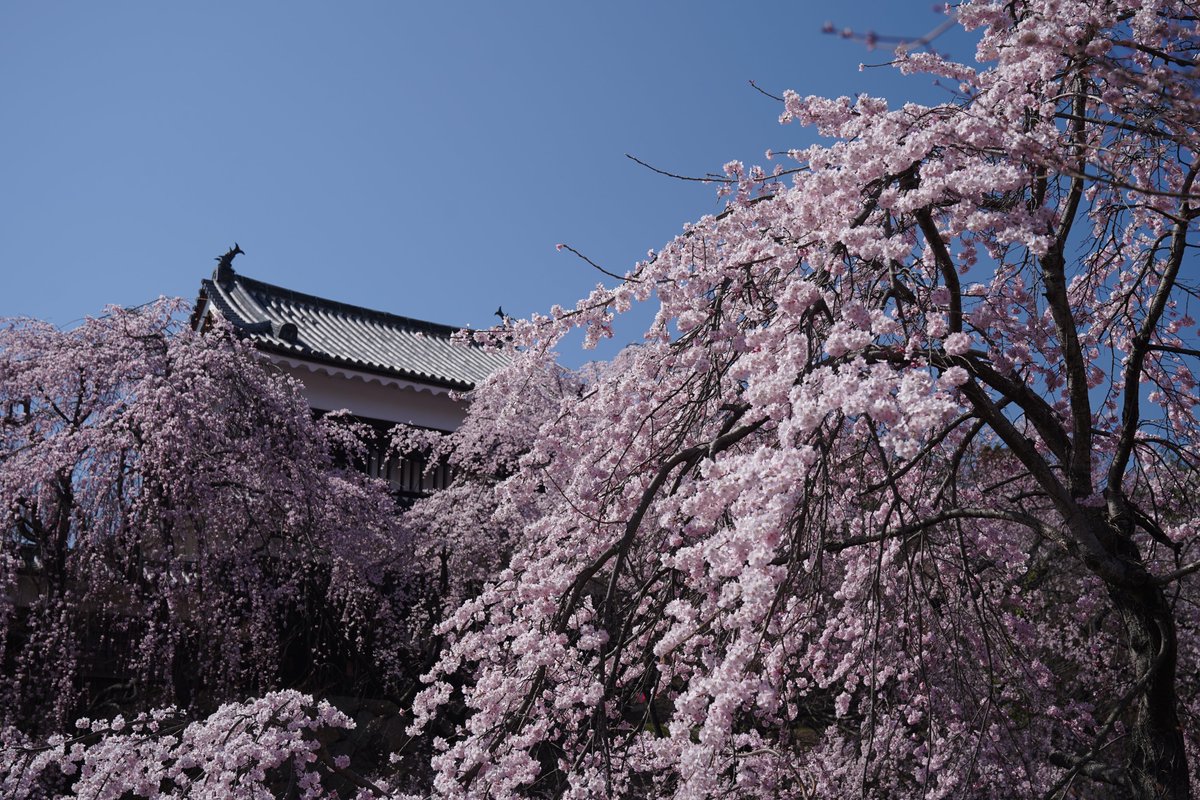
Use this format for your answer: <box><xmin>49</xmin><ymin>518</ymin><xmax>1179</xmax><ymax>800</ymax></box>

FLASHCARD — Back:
<box><xmin>213</xmin><ymin>243</ymin><xmax>244</xmax><ymax>285</ymax></box>
<box><xmin>275</xmin><ymin>321</ymin><xmax>299</xmax><ymax>344</ymax></box>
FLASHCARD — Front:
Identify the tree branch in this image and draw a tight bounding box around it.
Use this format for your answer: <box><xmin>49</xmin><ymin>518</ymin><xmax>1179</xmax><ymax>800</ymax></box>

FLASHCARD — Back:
<box><xmin>1108</xmin><ymin>161</ymin><xmax>1198</xmax><ymax>489</ymax></box>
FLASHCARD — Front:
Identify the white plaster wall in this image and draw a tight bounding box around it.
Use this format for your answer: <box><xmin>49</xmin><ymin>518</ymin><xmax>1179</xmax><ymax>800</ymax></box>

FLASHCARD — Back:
<box><xmin>271</xmin><ymin>360</ymin><xmax>468</xmax><ymax>430</ymax></box>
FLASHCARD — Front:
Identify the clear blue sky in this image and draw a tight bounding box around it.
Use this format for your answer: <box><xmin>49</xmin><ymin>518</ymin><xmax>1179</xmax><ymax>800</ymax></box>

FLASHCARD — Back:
<box><xmin>0</xmin><ymin>2</ymin><xmax>974</xmax><ymax>363</ymax></box>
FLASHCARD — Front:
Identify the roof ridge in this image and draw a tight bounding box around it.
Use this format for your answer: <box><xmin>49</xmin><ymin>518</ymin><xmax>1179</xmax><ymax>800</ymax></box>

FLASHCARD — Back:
<box><xmin>196</xmin><ymin>267</ymin><xmax>509</xmax><ymax>391</ymax></box>
<box><xmin>233</xmin><ymin>272</ymin><xmax>465</xmax><ymax>338</ymax></box>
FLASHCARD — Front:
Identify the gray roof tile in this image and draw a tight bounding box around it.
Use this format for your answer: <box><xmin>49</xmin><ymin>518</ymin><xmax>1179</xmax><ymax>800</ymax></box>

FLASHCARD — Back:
<box><xmin>196</xmin><ymin>268</ymin><xmax>508</xmax><ymax>390</ymax></box>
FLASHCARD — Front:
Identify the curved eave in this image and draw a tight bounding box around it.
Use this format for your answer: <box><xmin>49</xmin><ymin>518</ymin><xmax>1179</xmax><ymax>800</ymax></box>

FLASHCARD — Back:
<box><xmin>257</xmin><ymin>342</ymin><xmax>476</xmax><ymax>395</ymax></box>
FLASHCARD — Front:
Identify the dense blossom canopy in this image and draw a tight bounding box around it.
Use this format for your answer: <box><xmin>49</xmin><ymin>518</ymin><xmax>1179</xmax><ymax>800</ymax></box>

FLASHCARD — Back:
<box><xmin>404</xmin><ymin>2</ymin><xmax>1200</xmax><ymax>798</ymax></box>
<box><xmin>2</xmin><ymin>691</ymin><xmax>360</xmax><ymax>800</ymax></box>
<box><xmin>0</xmin><ymin>301</ymin><xmax>411</xmax><ymax>737</ymax></box>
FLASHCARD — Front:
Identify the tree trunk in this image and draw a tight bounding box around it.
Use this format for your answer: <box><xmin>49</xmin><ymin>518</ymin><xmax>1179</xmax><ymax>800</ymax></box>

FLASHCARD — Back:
<box><xmin>1108</xmin><ymin>578</ymin><xmax>1190</xmax><ymax>799</ymax></box>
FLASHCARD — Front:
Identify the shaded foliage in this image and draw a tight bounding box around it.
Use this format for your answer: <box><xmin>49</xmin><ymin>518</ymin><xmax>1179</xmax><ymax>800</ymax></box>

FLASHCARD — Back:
<box><xmin>0</xmin><ymin>301</ymin><xmax>413</xmax><ymax>734</ymax></box>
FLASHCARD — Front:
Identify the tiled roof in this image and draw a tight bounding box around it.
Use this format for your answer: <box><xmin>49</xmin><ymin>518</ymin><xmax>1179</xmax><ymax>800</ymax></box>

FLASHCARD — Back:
<box><xmin>195</xmin><ymin>266</ymin><xmax>508</xmax><ymax>390</ymax></box>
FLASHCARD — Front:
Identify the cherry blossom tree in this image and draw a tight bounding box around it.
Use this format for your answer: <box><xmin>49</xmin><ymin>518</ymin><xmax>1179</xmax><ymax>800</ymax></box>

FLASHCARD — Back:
<box><xmin>0</xmin><ymin>301</ymin><xmax>412</xmax><ymax>738</ymax></box>
<box><xmin>394</xmin><ymin>358</ymin><xmax>582</xmax><ymax>615</ymax></box>
<box><xmin>1</xmin><ymin>690</ymin><xmax>369</xmax><ymax>800</ymax></box>
<box><xmin>408</xmin><ymin>2</ymin><xmax>1200</xmax><ymax>797</ymax></box>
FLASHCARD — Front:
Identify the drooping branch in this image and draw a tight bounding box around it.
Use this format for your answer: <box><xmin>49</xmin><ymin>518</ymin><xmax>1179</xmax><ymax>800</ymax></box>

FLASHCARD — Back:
<box><xmin>1039</xmin><ymin>67</ymin><xmax>1094</xmax><ymax>498</ymax></box>
<box><xmin>1108</xmin><ymin>161</ymin><xmax>1198</xmax><ymax>490</ymax></box>
<box><xmin>825</xmin><ymin>506</ymin><xmax>1061</xmax><ymax>553</ymax></box>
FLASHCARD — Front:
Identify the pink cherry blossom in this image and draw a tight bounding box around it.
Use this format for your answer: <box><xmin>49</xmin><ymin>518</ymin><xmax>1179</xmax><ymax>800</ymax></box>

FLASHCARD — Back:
<box><xmin>0</xmin><ymin>301</ymin><xmax>414</xmax><ymax>737</ymax></box>
<box><xmin>407</xmin><ymin>3</ymin><xmax>1200</xmax><ymax>798</ymax></box>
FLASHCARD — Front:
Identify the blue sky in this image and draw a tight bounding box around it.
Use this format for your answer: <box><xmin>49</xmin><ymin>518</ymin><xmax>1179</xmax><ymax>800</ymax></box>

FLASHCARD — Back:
<box><xmin>0</xmin><ymin>2</ymin><xmax>975</xmax><ymax>363</ymax></box>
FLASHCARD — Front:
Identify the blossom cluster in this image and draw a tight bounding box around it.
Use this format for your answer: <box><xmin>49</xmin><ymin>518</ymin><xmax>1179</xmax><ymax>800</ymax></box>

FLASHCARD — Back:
<box><xmin>0</xmin><ymin>691</ymin><xmax>364</xmax><ymax>799</ymax></box>
<box><xmin>405</xmin><ymin>1</ymin><xmax>1200</xmax><ymax>797</ymax></box>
